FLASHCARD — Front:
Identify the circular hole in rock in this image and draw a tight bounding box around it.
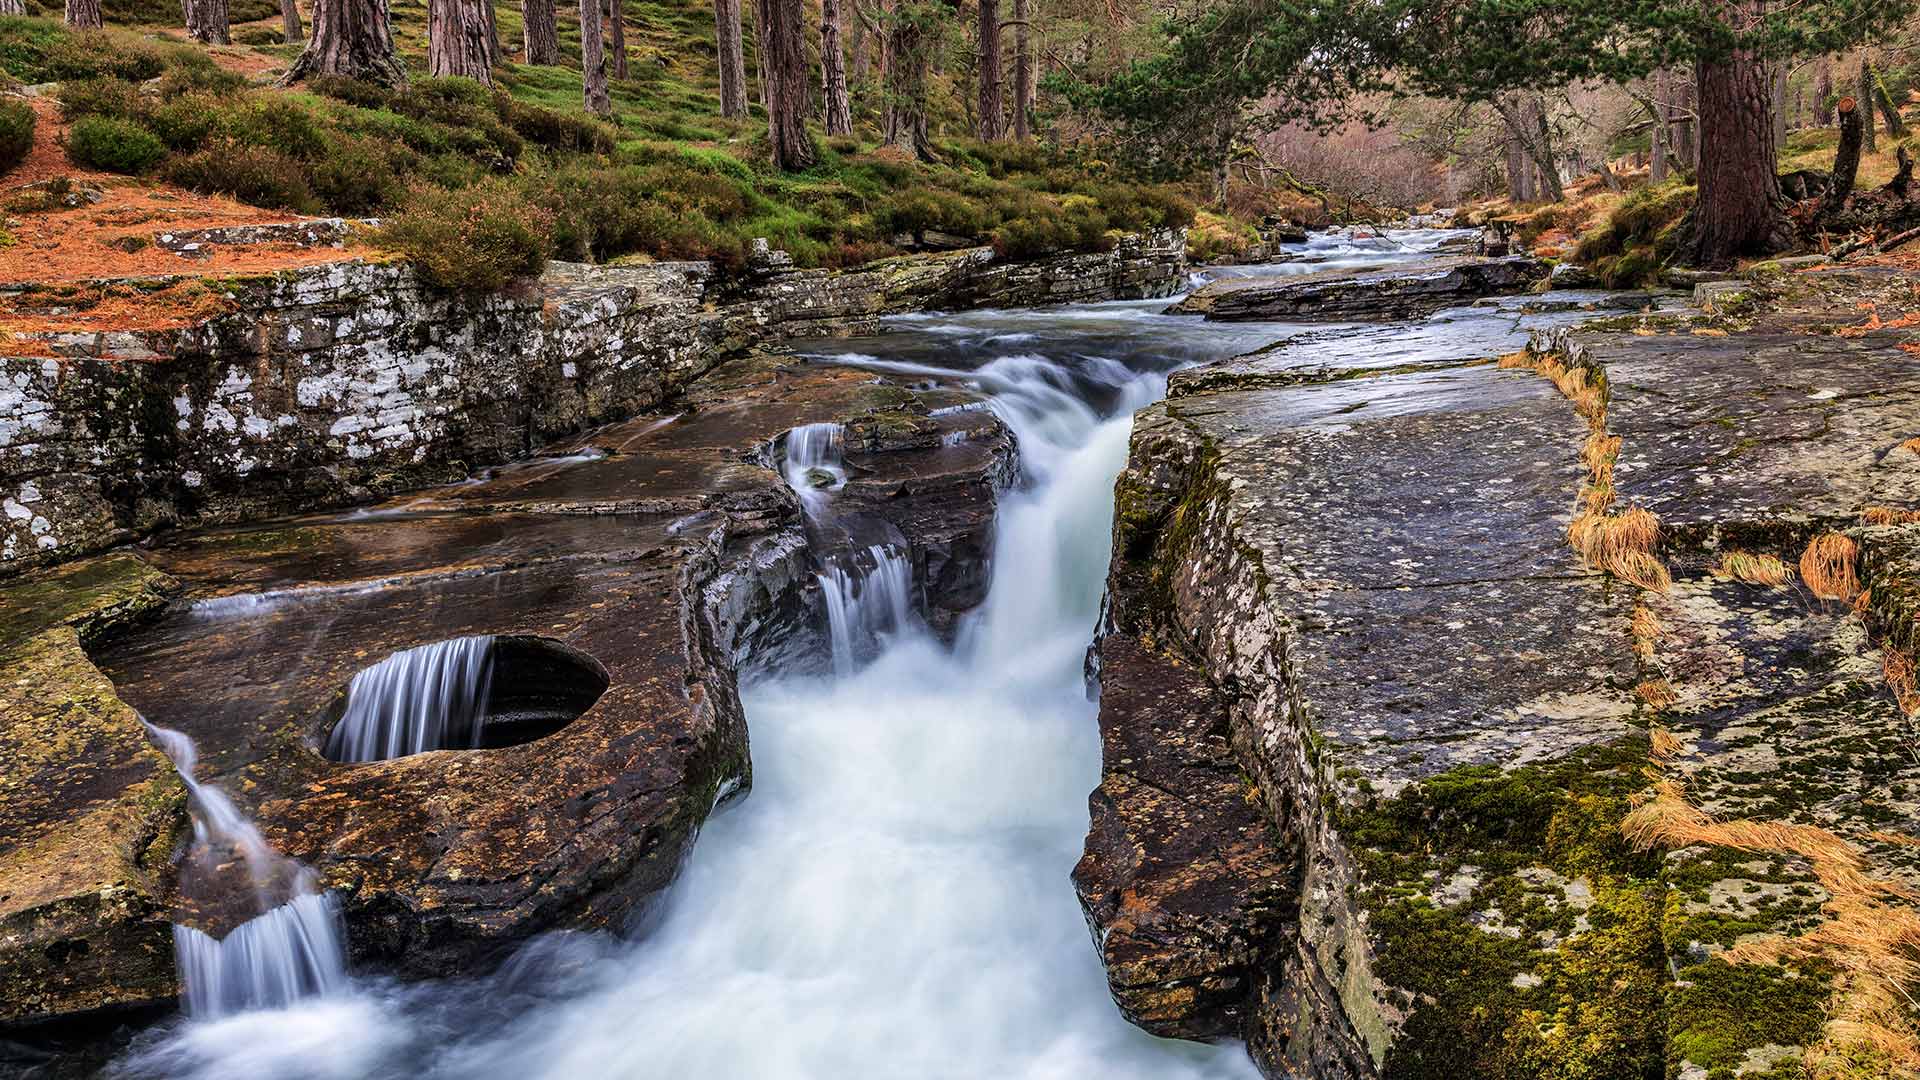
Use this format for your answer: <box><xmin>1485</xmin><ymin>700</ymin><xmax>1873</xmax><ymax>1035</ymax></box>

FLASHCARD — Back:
<box><xmin>321</xmin><ymin>635</ymin><xmax>608</xmax><ymax>763</ymax></box>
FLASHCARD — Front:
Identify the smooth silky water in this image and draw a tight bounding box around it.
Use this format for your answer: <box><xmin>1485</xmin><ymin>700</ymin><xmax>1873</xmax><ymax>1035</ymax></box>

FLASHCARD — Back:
<box><xmin>113</xmin><ymin>233</ymin><xmax>1644</xmax><ymax>1080</ymax></box>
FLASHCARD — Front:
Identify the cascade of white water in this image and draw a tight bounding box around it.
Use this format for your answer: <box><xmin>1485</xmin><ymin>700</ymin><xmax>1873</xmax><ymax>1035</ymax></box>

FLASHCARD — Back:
<box><xmin>816</xmin><ymin>544</ymin><xmax>917</xmax><ymax>676</ymax></box>
<box><xmin>141</xmin><ymin>721</ymin><xmax>349</xmax><ymax>1021</ymax></box>
<box><xmin>323</xmin><ymin>635</ymin><xmax>496</xmax><ymax>762</ymax></box>
<box><xmin>780</xmin><ymin>422</ymin><xmax>849</xmax><ymax>517</ymax></box>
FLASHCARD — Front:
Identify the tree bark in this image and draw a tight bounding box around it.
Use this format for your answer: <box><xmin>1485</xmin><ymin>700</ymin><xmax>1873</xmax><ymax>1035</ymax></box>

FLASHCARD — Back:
<box><xmin>882</xmin><ymin>4</ymin><xmax>934</xmax><ymax>160</ymax></box>
<box><xmin>0</xmin><ymin>0</ymin><xmax>26</xmax><ymax>14</ymax></box>
<box><xmin>429</xmin><ymin>0</ymin><xmax>493</xmax><ymax>81</ymax></box>
<box><xmin>1651</xmin><ymin>70</ymin><xmax>1670</xmax><ymax>184</ymax></box>
<box><xmin>715</xmin><ymin>0</ymin><xmax>748</xmax><ymax>117</ymax></box>
<box><xmin>1010</xmin><ymin>0</ymin><xmax>1030</xmax><ymax>140</ymax></box>
<box><xmin>1870</xmin><ymin>61</ymin><xmax>1907</xmax><ymax>136</ymax></box>
<box><xmin>752</xmin><ymin>3</ymin><xmax>768</xmax><ymax>108</ymax></box>
<box><xmin>606</xmin><ymin>0</ymin><xmax>628</xmax><ymax>79</ymax></box>
<box><xmin>1688</xmin><ymin>13</ymin><xmax>1788</xmax><ymax>266</ymax></box>
<box><xmin>184</xmin><ymin>0</ymin><xmax>231</xmax><ymax>44</ymax></box>
<box><xmin>1862</xmin><ymin>59</ymin><xmax>1879</xmax><ymax>153</ymax></box>
<box><xmin>284</xmin><ymin>0</ymin><xmax>406</xmax><ymax>86</ymax></box>
<box><xmin>849</xmin><ymin>0</ymin><xmax>868</xmax><ymax>84</ymax></box>
<box><xmin>758</xmin><ymin>0</ymin><xmax>816</xmax><ymax>169</ymax></box>
<box><xmin>280</xmin><ymin>0</ymin><xmax>304</xmax><ymax>43</ymax></box>
<box><xmin>580</xmin><ymin>0</ymin><xmax>611</xmax><ymax>116</ymax></box>
<box><xmin>65</xmin><ymin>0</ymin><xmax>102</xmax><ymax>29</ymax></box>
<box><xmin>975</xmin><ymin>0</ymin><xmax>1002</xmax><ymax>140</ymax></box>
<box><xmin>1815</xmin><ymin>59</ymin><xmax>1833</xmax><ymax>125</ymax></box>
<box><xmin>1506</xmin><ymin>125</ymin><xmax>1530</xmax><ymax>202</ymax></box>
<box><xmin>820</xmin><ymin>0</ymin><xmax>853</xmax><ymax>135</ymax></box>
<box><xmin>1771</xmin><ymin>62</ymin><xmax>1787</xmax><ymax>150</ymax></box>
<box><xmin>523</xmin><ymin>0</ymin><xmax>558</xmax><ymax>63</ymax></box>
<box><xmin>1675</xmin><ymin>73</ymin><xmax>1698</xmax><ymax>170</ymax></box>
<box><xmin>1826</xmin><ymin>96</ymin><xmax>1863</xmax><ymax>214</ymax></box>
<box><xmin>1495</xmin><ymin>93</ymin><xmax>1563</xmax><ymax>202</ymax></box>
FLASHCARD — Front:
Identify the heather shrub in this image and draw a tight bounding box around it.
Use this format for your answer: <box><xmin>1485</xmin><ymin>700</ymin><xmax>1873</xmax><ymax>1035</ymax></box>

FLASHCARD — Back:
<box><xmin>0</xmin><ymin>98</ymin><xmax>33</xmax><ymax>173</ymax></box>
<box><xmin>66</xmin><ymin>114</ymin><xmax>164</xmax><ymax>173</ymax></box>
<box><xmin>378</xmin><ymin>179</ymin><xmax>554</xmax><ymax>290</ymax></box>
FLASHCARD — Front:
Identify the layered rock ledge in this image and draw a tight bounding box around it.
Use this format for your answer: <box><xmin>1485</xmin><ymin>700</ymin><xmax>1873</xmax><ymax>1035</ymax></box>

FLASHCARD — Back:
<box><xmin>0</xmin><ymin>230</ymin><xmax>1183</xmax><ymax>576</ymax></box>
<box><xmin>1169</xmin><ymin>255</ymin><xmax>1550</xmax><ymax>321</ymax></box>
<box><xmin>1085</xmin><ymin>264</ymin><xmax>1920</xmax><ymax>1077</ymax></box>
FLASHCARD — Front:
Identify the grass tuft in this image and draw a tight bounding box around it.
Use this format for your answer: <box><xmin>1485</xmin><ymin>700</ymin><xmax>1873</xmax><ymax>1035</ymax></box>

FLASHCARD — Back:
<box><xmin>1714</xmin><ymin>550</ymin><xmax>1794</xmax><ymax>588</ymax></box>
<box><xmin>1800</xmin><ymin>533</ymin><xmax>1863</xmax><ymax>602</ymax></box>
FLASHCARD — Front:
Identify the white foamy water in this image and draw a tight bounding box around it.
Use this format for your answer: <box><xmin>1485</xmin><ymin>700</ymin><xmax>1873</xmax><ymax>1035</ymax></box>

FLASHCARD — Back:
<box><xmin>322</xmin><ymin>635</ymin><xmax>496</xmax><ymax>762</ymax></box>
<box><xmin>140</xmin><ymin>722</ymin><xmax>348</xmax><ymax>1024</ymax></box>
<box><xmin>780</xmin><ymin>421</ymin><xmax>849</xmax><ymax>517</ymax></box>
<box><xmin>116</xmin><ymin>302</ymin><xmax>1278</xmax><ymax>1080</ymax></box>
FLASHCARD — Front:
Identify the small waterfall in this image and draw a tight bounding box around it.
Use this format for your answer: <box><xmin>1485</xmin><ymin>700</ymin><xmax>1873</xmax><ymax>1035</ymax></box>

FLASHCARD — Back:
<box><xmin>173</xmin><ymin>894</ymin><xmax>347</xmax><ymax>1017</ymax></box>
<box><xmin>816</xmin><ymin>545</ymin><xmax>916</xmax><ymax>675</ymax></box>
<box><xmin>142</xmin><ymin>721</ymin><xmax>348</xmax><ymax>1020</ymax></box>
<box><xmin>781</xmin><ymin>422</ymin><xmax>848</xmax><ymax>517</ymax></box>
<box><xmin>324</xmin><ymin>635</ymin><xmax>496</xmax><ymax>763</ymax></box>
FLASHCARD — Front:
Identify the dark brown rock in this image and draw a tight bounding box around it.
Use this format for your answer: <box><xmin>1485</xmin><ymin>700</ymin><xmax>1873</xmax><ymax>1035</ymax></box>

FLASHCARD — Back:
<box><xmin>1170</xmin><ymin>256</ymin><xmax>1550</xmax><ymax>322</ymax></box>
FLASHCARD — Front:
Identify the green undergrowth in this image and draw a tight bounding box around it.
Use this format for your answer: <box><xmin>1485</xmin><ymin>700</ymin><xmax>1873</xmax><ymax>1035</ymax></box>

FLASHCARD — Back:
<box><xmin>0</xmin><ymin>5</ymin><xmax>1198</xmax><ymax>288</ymax></box>
<box><xmin>1573</xmin><ymin>181</ymin><xmax>1695</xmax><ymax>288</ymax></box>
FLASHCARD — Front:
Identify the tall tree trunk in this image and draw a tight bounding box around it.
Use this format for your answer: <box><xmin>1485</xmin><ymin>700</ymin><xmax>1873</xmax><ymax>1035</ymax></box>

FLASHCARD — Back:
<box><xmin>1771</xmin><ymin>62</ymin><xmax>1788</xmax><ymax>149</ymax></box>
<box><xmin>429</xmin><ymin>0</ymin><xmax>493</xmax><ymax>81</ymax></box>
<box><xmin>752</xmin><ymin>4</ymin><xmax>769</xmax><ymax>108</ymax></box>
<box><xmin>1689</xmin><ymin>14</ymin><xmax>1787</xmax><ymax>266</ymax></box>
<box><xmin>524</xmin><ymin>0</ymin><xmax>558</xmax><ymax>63</ymax></box>
<box><xmin>1862</xmin><ymin>58</ymin><xmax>1879</xmax><ymax>153</ymax></box>
<box><xmin>1651</xmin><ymin>70</ymin><xmax>1670</xmax><ymax>185</ymax></box>
<box><xmin>1825</xmin><ymin>96</ymin><xmax>1863</xmax><ymax>215</ymax></box>
<box><xmin>849</xmin><ymin>0</ymin><xmax>868</xmax><ymax>84</ymax></box>
<box><xmin>0</xmin><ymin>0</ymin><xmax>26</xmax><ymax>13</ymax></box>
<box><xmin>184</xmin><ymin>0</ymin><xmax>231</xmax><ymax>43</ymax></box>
<box><xmin>715</xmin><ymin>0</ymin><xmax>748</xmax><ymax>117</ymax></box>
<box><xmin>758</xmin><ymin>0</ymin><xmax>816</xmax><ymax>169</ymax></box>
<box><xmin>882</xmin><ymin>5</ymin><xmax>934</xmax><ymax>161</ymax></box>
<box><xmin>1815</xmin><ymin>59</ymin><xmax>1834</xmax><ymax>125</ymax></box>
<box><xmin>1870</xmin><ymin>61</ymin><xmax>1908</xmax><ymax>136</ymax></box>
<box><xmin>280</xmin><ymin>0</ymin><xmax>304</xmax><ymax>44</ymax></box>
<box><xmin>284</xmin><ymin>0</ymin><xmax>406</xmax><ymax>85</ymax></box>
<box><xmin>1506</xmin><ymin>128</ymin><xmax>1531</xmax><ymax>202</ymax></box>
<box><xmin>606</xmin><ymin>0</ymin><xmax>628</xmax><ymax>79</ymax></box>
<box><xmin>65</xmin><ymin>0</ymin><xmax>102</xmax><ymax>29</ymax></box>
<box><xmin>1495</xmin><ymin>94</ymin><xmax>1563</xmax><ymax>202</ymax></box>
<box><xmin>820</xmin><ymin>0</ymin><xmax>853</xmax><ymax>134</ymax></box>
<box><xmin>1010</xmin><ymin>0</ymin><xmax>1030</xmax><ymax>141</ymax></box>
<box><xmin>1675</xmin><ymin>73</ymin><xmax>1699</xmax><ymax>170</ymax></box>
<box><xmin>580</xmin><ymin>0</ymin><xmax>611</xmax><ymax>116</ymax></box>
<box><xmin>975</xmin><ymin>0</ymin><xmax>1002</xmax><ymax>140</ymax></box>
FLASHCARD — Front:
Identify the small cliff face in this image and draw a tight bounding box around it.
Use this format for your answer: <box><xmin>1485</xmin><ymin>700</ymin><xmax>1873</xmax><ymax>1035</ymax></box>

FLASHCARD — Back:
<box><xmin>1085</xmin><ymin>265</ymin><xmax>1920</xmax><ymax>1078</ymax></box>
<box><xmin>0</xmin><ymin>230</ymin><xmax>1185</xmax><ymax>577</ymax></box>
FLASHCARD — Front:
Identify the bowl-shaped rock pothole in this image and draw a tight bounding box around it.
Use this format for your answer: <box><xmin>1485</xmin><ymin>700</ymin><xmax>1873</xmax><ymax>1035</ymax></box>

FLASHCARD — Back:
<box><xmin>321</xmin><ymin>635</ymin><xmax>609</xmax><ymax>762</ymax></box>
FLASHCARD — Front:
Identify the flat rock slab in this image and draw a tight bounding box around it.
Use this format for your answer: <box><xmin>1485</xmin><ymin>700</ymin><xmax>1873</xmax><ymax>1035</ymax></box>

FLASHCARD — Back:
<box><xmin>1547</xmin><ymin>317</ymin><xmax>1920</xmax><ymax>548</ymax></box>
<box><xmin>1170</xmin><ymin>257</ymin><xmax>1550</xmax><ymax>321</ymax></box>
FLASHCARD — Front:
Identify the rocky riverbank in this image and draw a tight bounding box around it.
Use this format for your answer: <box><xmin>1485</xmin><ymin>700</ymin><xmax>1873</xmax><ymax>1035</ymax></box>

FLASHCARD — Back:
<box><xmin>1083</xmin><ymin>259</ymin><xmax>1920</xmax><ymax>1076</ymax></box>
<box><xmin>0</xmin><ymin>231</ymin><xmax>1192</xmax><ymax>1045</ymax></box>
<box><xmin>0</xmin><ymin>230</ymin><xmax>1184</xmax><ymax>577</ymax></box>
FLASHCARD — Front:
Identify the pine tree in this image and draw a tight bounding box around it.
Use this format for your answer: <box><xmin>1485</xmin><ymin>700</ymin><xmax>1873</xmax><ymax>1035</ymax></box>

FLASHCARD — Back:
<box><xmin>284</xmin><ymin>0</ymin><xmax>407</xmax><ymax>86</ymax></box>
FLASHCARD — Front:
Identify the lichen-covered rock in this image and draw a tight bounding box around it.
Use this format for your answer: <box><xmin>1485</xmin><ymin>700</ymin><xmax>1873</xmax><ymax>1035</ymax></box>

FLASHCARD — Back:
<box><xmin>1087</xmin><ymin>264</ymin><xmax>1920</xmax><ymax>1079</ymax></box>
<box><xmin>1169</xmin><ymin>256</ymin><xmax>1549</xmax><ymax>321</ymax></box>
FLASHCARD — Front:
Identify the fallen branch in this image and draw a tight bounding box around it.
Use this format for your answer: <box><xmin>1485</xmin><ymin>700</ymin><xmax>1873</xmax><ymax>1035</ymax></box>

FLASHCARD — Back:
<box><xmin>1877</xmin><ymin>225</ymin><xmax>1920</xmax><ymax>256</ymax></box>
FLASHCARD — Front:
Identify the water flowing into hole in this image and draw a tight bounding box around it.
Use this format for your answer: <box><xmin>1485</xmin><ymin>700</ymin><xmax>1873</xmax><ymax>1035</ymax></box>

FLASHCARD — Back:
<box><xmin>323</xmin><ymin>636</ymin><xmax>496</xmax><ymax>763</ymax></box>
<box><xmin>780</xmin><ymin>422</ymin><xmax>848</xmax><ymax>517</ymax></box>
<box><xmin>816</xmin><ymin>544</ymin><xmax>917</xmax><ymax>676</ymax></box>
<box><xmin>142</xmin><ymin>722</ymin><xmax>348</xmax><ymax>1021</ymax></box>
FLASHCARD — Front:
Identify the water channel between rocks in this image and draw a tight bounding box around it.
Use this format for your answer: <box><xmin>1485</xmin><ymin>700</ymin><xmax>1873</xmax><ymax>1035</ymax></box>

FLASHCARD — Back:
<box><xmin>106</xmin><ymin>232</ymin><xmax>1648</xmax><ymax>1079</ymax></box>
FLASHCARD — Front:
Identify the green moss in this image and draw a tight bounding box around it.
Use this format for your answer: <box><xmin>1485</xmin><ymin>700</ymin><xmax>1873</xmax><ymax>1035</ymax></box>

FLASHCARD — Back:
<box><xmin>1667</xmin><ymin>959</ymin><xmax>1830</xmax><ymax>1073</ymax></box>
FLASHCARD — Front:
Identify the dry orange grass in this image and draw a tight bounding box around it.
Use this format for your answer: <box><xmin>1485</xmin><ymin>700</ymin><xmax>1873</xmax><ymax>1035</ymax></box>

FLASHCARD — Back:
<box><xmin>1636</xmin><ymin>678</ymin><xmax>1678</xmax><ymax>710</ymax></box>
<box><xmin>1582</xmin><ymin>433</ymin><xmax>1622</xmax><ymax>479</ymax></box>
<box><xmin>1901</xmin><ymin>439</ymin><xmax>1920</xmax><ymax>456</ymax></box>
<box><xmin>1864</xmin><ymin>506</ymin><xmax>1920</xmax><ymax>525</ymax></box>
<box><xmin>1715</xmin><ymin>551</ymin><xmax>1794</xmax><ymax>587</ymax></box>
<box><xmin>1496</xmin><ymin>350</ymin><xmax>1535</xmax><ymax>370</ymax></box>
<box><xmin>1631</xmin><ymin>603</ymin><xmax>1662</xmax><ymax>662</ymax></box>
<box><xmin>1626</xmin><ymin>781</ymin><xmax>1920</xmax><ymax>1078</ymax></box>
<box><xmin>1884</xmin><ymin>649</ymin><xmax>1920</xmax><ymax>717</ymax></box>
<box><xmin>1801</xmin><ymin>533</ymin><xmax>1864</xmax><ymax>602</ymax></box>
<box><xmin>1649</xmin><ymin>724</ymin><xmax>1684</xmax><ymax>761</ymax></box>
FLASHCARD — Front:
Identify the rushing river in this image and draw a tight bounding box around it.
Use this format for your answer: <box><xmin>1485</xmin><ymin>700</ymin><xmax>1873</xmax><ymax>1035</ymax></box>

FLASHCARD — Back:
<box><xmin>110</xmin><ymin>230</ymin><xmax>1637</xmax><ymax>1080</ymax></box>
